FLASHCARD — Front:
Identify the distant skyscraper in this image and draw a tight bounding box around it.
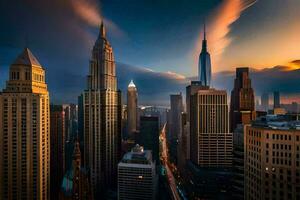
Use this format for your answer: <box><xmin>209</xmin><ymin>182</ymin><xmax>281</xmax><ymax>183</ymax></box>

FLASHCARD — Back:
<box><xmin>0</xmin><ymin>48</ymin><xmax>50</xmax><ymax>199</ymax></box>
<box><xmin>77</xmin><ymin>94</ymin><xmax>84</xmax><ymax>165</ymax></box>
<box><xmin>190</xmin><ymin>88</ymin><xmax>232</xmax><ymax>167</ymax></box>
<box><xmin>127</xmin><ymin>80</ymin><xmax>138</xmax><ymax>138</ymax></box>
<box><xmin>137</xmin><ymin>116</ymin><xmax>160</xmax><ymax>165</ymax></box>
<box><xmin>118</xmin><ymin>145</ymin><xmax>157</xmax><ymax>200</ymax></box>
<box><xmin>83</xmin><ymin>22</ymin><xmax>122</xmax><ymax>196</ymax></box>
<box><xmin>245</xmin><ymin>115</ymin><xmax>300</xmax><ymax>200</ymax></box>
<box><xmin>230</xmin><ymin>67</ymin><xmax>255</xmax><ymax>132</ymax></box>
<box><xmin>169</xmin><ymin>93</ymin><xmax>184</xmax><ymax>164</ymax></box>
<box><xmin>261</xmin><ymin>93</ymin><xmax>269</xmax><ymax>111</ymax></box>
<box><xmin>50</xmin><ymin>105</ymin><xmax>65</xmax><ymax>200</ymax></box>
<box><xmin>198</xmin><ymin>24</ymin><xmax>211</xmax><ymax>86</ymax></box>
<box><xmin>59</xmin><ymin>139</ymin><xmax>93</xmax><ymax>200</ymax></box>
<box><xmin>274</xmin><ymin>91</ymin><xmax>280</xmax><ymax>108</ymax></box>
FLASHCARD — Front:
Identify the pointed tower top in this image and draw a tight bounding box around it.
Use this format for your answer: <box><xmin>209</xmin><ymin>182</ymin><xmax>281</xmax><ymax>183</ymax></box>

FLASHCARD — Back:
<box><xmin>12</xmin><ymin>48</ymin><xmax>41</xmax><ymax>67</ymax></box>
<box><xmin>201</xmin><ymin>22</ymin><xmax>208</xmax><ymax>53</ymax></box>
<box><xmin>203</xmin><ymin>22</ymin><xmax>206</xmax><ymax>41</ymax></box>
<box><xmin>100</xmin><ymin>20</ymin><xmax>106</xmax><ymax>38</ymax></box>
<box><xmin>128</xmin><ymin>80</ymin><xmax>136</xmax><ymax>88</ymax></box>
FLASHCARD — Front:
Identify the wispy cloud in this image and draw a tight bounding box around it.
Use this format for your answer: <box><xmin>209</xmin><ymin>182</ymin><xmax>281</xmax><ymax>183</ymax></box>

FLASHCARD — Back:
<box><xmin>70</xmin><ymin>0</ymin><xmax>126</xmax><ymax>38</ymax></box>
<box><xmin>191</xmin><ymin>0</ymin><xmax>257</xmax><ymax>72</ymax></box>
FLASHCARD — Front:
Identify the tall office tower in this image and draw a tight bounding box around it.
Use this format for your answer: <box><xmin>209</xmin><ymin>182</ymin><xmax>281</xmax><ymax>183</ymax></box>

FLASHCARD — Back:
<box><xmin>0</xmin><ymin>48</ymin><xmax>50</xmax><ymax>199</ymax></box>
<box><xmin>169</xmin><ymin>93</ymin><xmax>184</xmax><ymax>164</ymax></box>
<box><xmin>190</xmin><ymin>88</ymin><xmax>232</xmax><ymax>167</ymax></box>
<box><xmin>50</xmin><ymin>105</ymin><xmax>65</xmax><ymax>200</ymax></box>
<box><xmin>230</xmin><ymin>67</ymin><xmax>255</xmax><ymax>132</ymax></box>
<box><xmin>274</xmin><ymin>91</ymin><xmax>281</xmax><ymax>108</ymax></box>
<box><xmin>245</xmin><ymin>115</ymin><xmax>300</xmax><ymax>200</ymax></box>
<box><xmin>118</xmin><ymin>145</ymin><xmax>157</xmax><ymax>200</ymax></box>
<box><xmin>83</xmin><ymin>22</ymin><xmax>122</xmax><ymax>196</ymax></box>
<box><xmin>127</xmin><ymin>80</ymin><xmax>138</xmax><ymax>138</ymax></box>
<box><xmin>59</xmin><ymin>139</ymin><xmax>93</xmax><ymax>200</ymax></box>
<box><xmin>137</xmin><ymin>116</ymin><xmax>159</xmax><ymax>165</ymax></box>
<box><xmin>261</xmin><ymin>93</ymin><xmax>269</xmax><ymax>112</ymax></box>
<box><xmin>198</xmin><ymin>24</ymin><xmax>211</xmax><ymax>86</ymax></box>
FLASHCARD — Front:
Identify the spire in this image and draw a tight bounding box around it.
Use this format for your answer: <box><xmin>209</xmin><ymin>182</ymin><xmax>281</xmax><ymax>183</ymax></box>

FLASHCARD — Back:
<box><xmin>201</xmin><ymin>22</ymin><xmax>207</xmax><ymax>53</ymax></box>
<box><xmin>203</xmin><ymin>22</ymin><xmax>206</xmax><ymax>41</ymax></box>
<box><xmin>100</xmin><ymin>20</ymin><xmax>106</xmax><ymax>38</ymax></box>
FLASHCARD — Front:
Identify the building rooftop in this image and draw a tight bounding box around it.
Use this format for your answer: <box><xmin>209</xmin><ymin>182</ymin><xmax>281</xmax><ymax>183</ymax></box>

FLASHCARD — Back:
<box><xmin>251</xmin><ymin>114</ymin><xmax>300</xmax><ymax>130</ymax></box>
<box><xmin>120</xmin><ymin>144</ymin><xmax>153</xmax><ymax>165</ymax></box>
<box><xmin>12</xmin><ymin>48</ymin><xmax>41</xmax><ymax>67</ymax></box>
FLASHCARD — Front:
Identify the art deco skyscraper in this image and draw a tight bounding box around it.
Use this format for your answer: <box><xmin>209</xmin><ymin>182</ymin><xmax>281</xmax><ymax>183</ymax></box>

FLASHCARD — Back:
<box><xmin>198</xmin><ymin>24</ymin><xmax>211</xmax><ymax>87</ymax></box>
<box><xmin>0</xmin><ymin>48</ymin><xmax>50</xmax><ymax>199</ymax></box>
<box><xmin>230</xmin><ymin>67</ymin><xmax>255</xmax><ymax>132</ymax></box>
<box><xmin>127</xmin><ymin>80</ymin><xmax>138</xmax><ymax>138</ymax></box>
<box><xmin>83</xmin><ymin>22</ymin><xmax>122</xmax><ymax>196</ymax></box>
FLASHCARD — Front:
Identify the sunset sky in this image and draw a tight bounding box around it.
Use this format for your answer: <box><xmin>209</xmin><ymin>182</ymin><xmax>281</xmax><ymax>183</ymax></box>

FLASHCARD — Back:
<box><xmin>1</xmin><ymin>0</ymin><xmax>300</xmax><ymax>104</ymax></box>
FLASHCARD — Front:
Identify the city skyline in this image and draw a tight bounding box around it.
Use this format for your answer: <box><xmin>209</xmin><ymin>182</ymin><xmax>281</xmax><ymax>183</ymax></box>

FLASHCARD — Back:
<box><xmin>1</xmin><ymin>0</ymin><xmax>300</xmax><ymax>105</ymax></box>
<box><xmin>1</xmin><ymin>1</ymin><xmax>300</xmax><ymax>199</ymax></box>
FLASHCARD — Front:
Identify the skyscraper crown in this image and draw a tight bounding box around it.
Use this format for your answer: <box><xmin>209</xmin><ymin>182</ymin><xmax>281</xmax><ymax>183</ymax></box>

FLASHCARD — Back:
<box><xmin>128</xmin><ymin>80</ymin><xmax>136</xmax><ymax>88</ymax></box>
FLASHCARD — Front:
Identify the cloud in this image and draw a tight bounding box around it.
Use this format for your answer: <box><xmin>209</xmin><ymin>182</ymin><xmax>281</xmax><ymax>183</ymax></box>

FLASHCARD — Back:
<box><xmin>191</xmin><ymin>0</ymin><xmax>257</xmax><ymax>72</ymax></box>
<box><xmin>70</xmin><ymin>0</ymin><xmax>126</xmax><ymax>38</ymax></box>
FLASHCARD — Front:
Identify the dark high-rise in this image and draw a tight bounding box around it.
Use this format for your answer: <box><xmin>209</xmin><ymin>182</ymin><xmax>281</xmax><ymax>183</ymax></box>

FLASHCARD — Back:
<box><xmin>82</xmin><ymin>22</ymin><xmax>122</xmax><ymax>197</ymax></box>
<box><xmin>137</xmin><ymin>116</ymin><xmax>160</xmax><ymax>165</ymax></box>
<box><xmin>169</xmin><ymin>93</ymin><xmax>183</xmax><ymax>164</ymax></box>
<box><xmin>50</xmin><ymin>105</ymin><xmax>65</xmax><ymax>200</ymax></box>
<box><xmin>229</xmin><ymin>67</ymin><xmax>255</xmax><ymax>132</ymax></box>
<box><xmin>198</xmin><ymin>24</ymin><xmax>211</xmax><ymax>87</ymax></box>
<box><xmin>274</xmin><ymin>91</ymin><xmax>280</xmax><ymax>108</ymax></box>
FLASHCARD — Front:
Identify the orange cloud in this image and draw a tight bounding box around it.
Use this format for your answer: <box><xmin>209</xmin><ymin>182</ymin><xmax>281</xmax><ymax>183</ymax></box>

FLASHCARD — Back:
<box><xmin>191</xmin><ymin>0</ymin><xmax>256</xmax><ymax>73</ymax></box>
<box><xmin>71</xmin><ymin>0</ymin><xmax>102</xmax><ymax>26</ymax></box>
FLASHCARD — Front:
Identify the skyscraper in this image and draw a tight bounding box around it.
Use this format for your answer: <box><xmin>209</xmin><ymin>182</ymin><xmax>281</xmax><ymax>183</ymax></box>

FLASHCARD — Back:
<box><xmin>82</xmin><ymin>23</ymin><xmax>122</xmax><ymax>196</ymax></box>
<box><xmin>169</xmin><ymin>93</ymin><xmax>183</xmax><ymax>164</ymax></box>
<box><xmin>50</xmin><ymin>105</ymin><xmax>65</xmax><ymax>200</ymax></box>
<box><xmin>245</xmin><ymin>115</ymin><xmax>300</xmax><ymax>200</ymax></box>
<box><xmin>0</xmin><ymin>48</ymin><xmax>50</xmax><ymax>199</ymax></box>
<box><xmin>198</xmin><ymin>24</ymin><xmax>211</xmax><ymax>87</ymax></box>
<box><xmin>261</xmin><ymin>93</ymin><xmax>269</xmax><ymax>112</ymax></box>
<box><xmin>118</xmin><ymin>145</ymin><xmax>157</xmax><ymax>200</ymax></box>
<box><xmin>230</xmin><ymin>67</ymin><xmax>255</xmax><ymax>132</ymax></box>
<box><xmin>127</xmin><ymin>80</ymin><xmax>138</xmax><ymax>138</ymax></box>
<box><xmin>137</xmin><ymin>116</ymin><xmax>160</xmax><ymax>165</ymax></box>
<box><xmin>274</xmin><ymin>91</ymin><xmax>281</xmax><ymax>108</ymax></box>
<box><xmin>190</xmin><ymin>88</ymin><xmax>232</xmax><ymax>167</ymax></box>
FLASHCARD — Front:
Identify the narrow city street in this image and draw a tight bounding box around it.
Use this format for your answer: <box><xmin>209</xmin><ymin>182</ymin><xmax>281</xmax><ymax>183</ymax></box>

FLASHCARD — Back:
<box><xmin>160</xmin><ymin>123</ymin><xmax>181</xmax><ymax>200</ymax></box>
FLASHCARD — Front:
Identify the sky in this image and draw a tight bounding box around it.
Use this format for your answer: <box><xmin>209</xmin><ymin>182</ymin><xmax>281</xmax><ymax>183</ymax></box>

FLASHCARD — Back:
<box><xmin>1</xmin><ymin>0</ymin><xmax>300</xmax><ymax>105</ymax></box>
